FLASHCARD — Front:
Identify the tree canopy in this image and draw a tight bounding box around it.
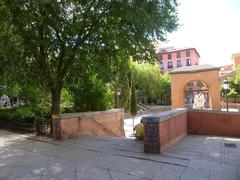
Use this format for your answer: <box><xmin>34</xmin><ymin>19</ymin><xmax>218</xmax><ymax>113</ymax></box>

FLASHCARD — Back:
<box><xmin>222</xmin><ymin>67</ymin><xmax>240</xmax><ymax>99</ymax></box>
<box><xmin>0</xmin><ymin>0</ymin><xmax>179</xmax><ymax>119</ymax></box>
<box><xmin>131</xmin><ymin>62</ymin><xmax>171</xmax><ymax>104</ymax></box>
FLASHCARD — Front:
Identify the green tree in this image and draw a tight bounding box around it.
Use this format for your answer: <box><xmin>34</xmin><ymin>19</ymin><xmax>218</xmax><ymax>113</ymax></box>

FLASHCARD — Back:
<box><xmin>130</xmin><ymin>82</ymin><xmax>137</xmax><ymax>117</ymax></box>
<box><xmin>1</xmin><ymin>1</ymin><xmax>179</xmax><ymax>133</ymax></box>
<box><xmin>68</xmin><ymin>73</ymin><xmax>113</xmax><ymax>112</ymax></box>
<box><xmin>116</xmin><ymin>63</ymin><xmax>132</xmax><ymax>109</ymax></box>
<box><xmin>221</xmin><ymin>68</ymin><xmax>240</xmax><ymax>102</ymax></box>
<box><xmin>159</xmin><ymin>74</ymin><xmax>171</xmax><ymax>105</ymax></box>
<box><xmin>4</xmin><ymin>84</ymin><xmax>20</xmax><ymax>105</ymax></box>
<box><xmin>131</xmin><ymin>62</ymin><xmax>171</xmax><ymax>104</ymax></box>
<box><xmin>20</xmin><ymin>84</ymin><xmax>50</xmax><ymax>108</ymax></box>
<box><xmin>234</xmin><ymin>67</ymin><xmax>240</xmax><ymax>96</ymax></box>
<box><xmin>61</xmin><ymin>88</ymin><xmax>74</xmax><ymax>113</ymax></box>
<box><xmin>0</xmin><ymin>85</ymin><xmax>4</xmax><ymax>96</ymax></box>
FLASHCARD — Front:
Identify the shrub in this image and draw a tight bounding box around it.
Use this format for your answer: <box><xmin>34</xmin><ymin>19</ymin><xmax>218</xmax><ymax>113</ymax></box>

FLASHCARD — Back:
<box><xmin>0</xmin><ymin>106</ymin><xmax>50</xmax><ymax>132</ymax></box>
<box><xmin>0</xmin><ymin>108</ymin><xmax>13</xmax><ymax>127</ymax></box>
<box><xmin>31</xmin><ymin>105</ymin><xmax>51</xmax><ymax>120</ymax></box>
<box><xmin>134</xmin><ymin>123</ymin><xmax>144</xmax><ymax>140</ymax></box>
<box><xmin>35</xmin><ymin>116</ymin><xmax>50</xmax><ymax>135</ymax></box>
<box><xmin>11</xmin><ymin>107</ymin><xmax>36</xmax><ymax>120</ymax></box>
<box><xmin>7</xmin><ymin>107</ymin><xmax>36</xmax><ymax>130</ymax></box>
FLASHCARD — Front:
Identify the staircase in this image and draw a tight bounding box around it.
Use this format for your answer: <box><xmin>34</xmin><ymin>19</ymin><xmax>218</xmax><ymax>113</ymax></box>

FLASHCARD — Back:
<box><xmin>137</xmin><ymin>103</ymin><xmax>152</xmax><ymax>113</ymax></box>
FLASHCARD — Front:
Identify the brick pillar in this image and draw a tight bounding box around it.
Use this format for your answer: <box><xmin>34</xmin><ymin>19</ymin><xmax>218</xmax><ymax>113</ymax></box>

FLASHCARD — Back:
<box><xmin>142</xmin><ymin>119</ymin><xmax>160</xmax><ymax>153</ymax></box>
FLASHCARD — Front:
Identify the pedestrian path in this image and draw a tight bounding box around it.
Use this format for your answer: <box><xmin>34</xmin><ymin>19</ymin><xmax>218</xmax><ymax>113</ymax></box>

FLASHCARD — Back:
<box><xmin>1</xmin><ymin>130</ymin><xmax>240</xmax><ymax>179</ymax></box>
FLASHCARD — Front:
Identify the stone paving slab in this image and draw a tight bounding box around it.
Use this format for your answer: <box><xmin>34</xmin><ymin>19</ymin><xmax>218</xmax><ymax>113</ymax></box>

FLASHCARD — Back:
<box><xmin>0</xmin><ymin>165</ymin><xmax>16</xmax><ymax>179</ymax></box>
<box><xmin>1</xmin><ymin>130</ymin><xmax>240</xmax><ymax>180</ymax></box>
<box><xmin>110</xmin><ymin>157</ymin><xmax>143</xmax><ymax>174</ymax></box>
<box><xmin>129</xmin><ymin>161</ymin><xmax>163</xmax><ymax>179</ymax></box>
<box><xmin>109</xmin><ymin>171</ymin><xmax>149</xmax><ymax>180</ymax></box>
<box><xmin>43</xmin><ymin>157</ymin><xmax>76</xmax><ymax>177</ymax></box>
<box><xmin>180</xmin><ymin>167</ymin><xmax>209</xmax><ymax>180</ymax></box>
<box><xmin>152</xmin><ymin>164</ymin><xmax>185</xmax><ymax>180</ymax></box>
<box><xmin>76</xmin><ymin>166</ymin><xmax>111</xmax><ymax>180</ymax></box>
<box><xmin>8</xmin><ymin>164</ymin><xmax>45</xmax><ymax>179</ymax></box>
<box><xmin>209</xmin><ymin>171</ymin><xmax>238</xmax><ymax>180</ymax></box>
<box><xmin>41</xmin><ymin>172</ymin><xmax>75</xmax><ymax>180</ymax></box>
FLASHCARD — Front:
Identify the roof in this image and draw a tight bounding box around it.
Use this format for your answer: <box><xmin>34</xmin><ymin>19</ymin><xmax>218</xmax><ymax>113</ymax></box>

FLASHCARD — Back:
<box><xmin>157</xmin><ymin>47</ymin><xmax>201</xmax><ymax>57</ymax></box>
<box><xmin>219</xmin><ymin>64</ymin><xmax>236</xmax><ymax>81</ymax></box>
<box><xmin>232</xmin><ymin>53</ymin><xmax>240</xmax><ymax>58</ymax></box>
<box><xmin>219</xmin><ymin>64</ymin><xmax>234</xmax><ymax>74</ymax></box>
<box><xmin>219</xmin><ymin>70</ymin><xmax>236</xmax><ymax>81</ymax></box>
<box><xmin>169</xmin><ymin>64</ymin><xmax>221</xmax><ymax>74</ymax></box>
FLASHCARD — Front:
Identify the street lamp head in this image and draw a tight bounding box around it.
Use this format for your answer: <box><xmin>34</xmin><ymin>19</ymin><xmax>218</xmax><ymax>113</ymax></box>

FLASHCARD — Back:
<box><xmin>223</xmin><ymin>79</ymin><xmax>230</xmax><ymax>90</ymax></box>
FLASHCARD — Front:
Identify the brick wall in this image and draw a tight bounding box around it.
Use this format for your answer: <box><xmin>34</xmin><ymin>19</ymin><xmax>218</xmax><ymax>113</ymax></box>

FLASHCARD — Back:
<box><xmin>142</xmin><ymin>109</ymin><xmax>187</xmax><ymax>153</ymax></box>
<box><xmin>55</xmin><ymin>109</ymin><xmax>125</xmax><ymax>140</ymax></box>
<box><xmin>188</xmin><ymin>110</ymin><xmax>240</xmax><ymax>137</ymax></box>
<box><xmin>142</xmin><ymin>109</ymin><xmax>240</xmax><ymax>154</ymax></box>
<box><xmin>159</xmin><ymin>112</ymin><xmax>187</xmax><ymax>151</ymax></box>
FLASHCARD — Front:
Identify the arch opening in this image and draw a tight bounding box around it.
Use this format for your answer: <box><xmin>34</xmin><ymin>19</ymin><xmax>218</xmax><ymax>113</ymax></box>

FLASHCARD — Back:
<box><xmin>184</xmin><ymin>80</ymin><xmax>209</xmax><ymax>109</ymax></box>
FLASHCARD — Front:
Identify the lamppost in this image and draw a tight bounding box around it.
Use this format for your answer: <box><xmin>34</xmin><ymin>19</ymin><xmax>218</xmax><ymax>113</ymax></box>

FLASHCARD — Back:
<box><xmin>116</xmin><ymin>88</ymin><xmax>121</xmax><ymax>107</ymax></box>
<box><xmin>223</xmin><ymin>79</ymin><xmax>230</xmax><ymax>112</ymax></box>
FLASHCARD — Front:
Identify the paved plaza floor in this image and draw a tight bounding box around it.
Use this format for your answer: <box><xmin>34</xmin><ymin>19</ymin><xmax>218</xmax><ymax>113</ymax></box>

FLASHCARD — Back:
<box><xmin>1</xmin><ymin>130</ymin><xmax>240</xmax><ymax>180</ymax></box>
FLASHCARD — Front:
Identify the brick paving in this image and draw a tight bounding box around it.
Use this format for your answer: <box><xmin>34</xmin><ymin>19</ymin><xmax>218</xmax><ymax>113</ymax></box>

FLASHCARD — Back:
<box><xmin>0</xmin><ymin>130</ymin><xmax>240</xmax><ymax>180</ymax></box>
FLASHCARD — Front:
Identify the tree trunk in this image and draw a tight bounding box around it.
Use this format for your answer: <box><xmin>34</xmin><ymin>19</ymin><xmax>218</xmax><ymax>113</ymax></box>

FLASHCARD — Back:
<box><xmin>51</xmin><ymin>88</ymin><xmax>61</xmax><ymax>114</ymax></box>
<box><xmin>50</xmin><ymin>88</ymin><xmax>61</xmax><ymax>135</ymax></box>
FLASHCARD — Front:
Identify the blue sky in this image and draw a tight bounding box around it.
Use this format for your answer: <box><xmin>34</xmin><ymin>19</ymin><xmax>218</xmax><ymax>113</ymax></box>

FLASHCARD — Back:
<box><xmin>162</xmin><ymin>0</ymin><xmax>240</xmax><ymax>66</ymax></box>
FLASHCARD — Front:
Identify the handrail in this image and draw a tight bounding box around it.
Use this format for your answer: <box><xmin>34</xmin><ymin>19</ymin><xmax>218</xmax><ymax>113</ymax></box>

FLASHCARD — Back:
<box><xmin>84</xmin><ymin>116</ymin><xmax>120</xmax><ymax>136</ymax></box>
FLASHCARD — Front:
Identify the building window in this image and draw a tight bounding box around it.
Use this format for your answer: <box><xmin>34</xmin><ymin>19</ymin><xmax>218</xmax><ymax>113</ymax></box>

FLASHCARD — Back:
<box><xmin>186</xmin><ymin>58</ymin><xmax>191</xmax><ymax>66</ymax></box>
<box><xmin>168</xmin><ymin>53</ymin><xmax>172</xmax><ymax>60</ymax></box>
<box><xmin>160</xmin><ymin>61</ymin><xmax>164</xmax><ymax>70</ymax></box>
<box><xmin>186</xmin><ymin>50</ymin><xmax>190</xmax><ymax>57</ymax></box>
<box><xmin>167</xmin><ymin>61</ymin><xmax>173</xmax><ymax>69</ymax></box>
<box><xmin>177</xmin><ymin>52</ymin><xmax>181</xmax><ymax>59</ymax></box>
<box><xmin>177</xmin><ymin>60</ymin><xmax>182</xmax><ymax>67</ymax></box>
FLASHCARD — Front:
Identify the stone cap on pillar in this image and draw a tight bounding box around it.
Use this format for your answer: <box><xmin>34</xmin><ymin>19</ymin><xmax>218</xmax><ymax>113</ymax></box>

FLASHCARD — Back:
<box><xmin>141</xmin><ymin>108</ymin><xmax>187</xmax><ymax>123</ymax></box>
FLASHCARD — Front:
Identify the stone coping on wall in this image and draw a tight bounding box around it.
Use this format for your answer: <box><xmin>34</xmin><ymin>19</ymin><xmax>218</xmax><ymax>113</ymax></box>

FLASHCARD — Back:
<box><xmin>60</xmin><ymin>109</ymin><xmax>124</xmax><ymax>119</ymax></box>
<box><xmin>141</xmin><ymin>108</ymin><xmax>187</xmax><ymax>123</ymax></box>
<box><xmin>188</xmin><ymin>109</ymin><xmax>240</xmax><ymax>115</ymax></box>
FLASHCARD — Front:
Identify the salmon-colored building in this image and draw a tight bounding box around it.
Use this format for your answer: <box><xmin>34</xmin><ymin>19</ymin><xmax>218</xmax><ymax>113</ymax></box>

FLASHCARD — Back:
<box><xmin>156</xmin><ymin>47</ymin><xmax>200</xmax><ymax>74</ymax></box>
<box><xmin>169</xmin><ymin>64</ymin><xmax>222</xmax><ymax>110</ymax></box>
<box><xmin>169</xmin><ymin>52</ymin><xmax>240</xmax><ymax>110</ymax></box>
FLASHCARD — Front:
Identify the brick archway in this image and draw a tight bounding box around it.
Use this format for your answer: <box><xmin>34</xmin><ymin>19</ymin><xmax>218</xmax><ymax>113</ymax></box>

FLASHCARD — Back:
<box><xmin>184</xmin><ymin>80</ymin><xmax>209</xmax><ymax>109</ymax></box>
<box><xmin>169</xmin><ymin>65</ymin><xmax>221</xmax><ymax>110</ymax></box>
